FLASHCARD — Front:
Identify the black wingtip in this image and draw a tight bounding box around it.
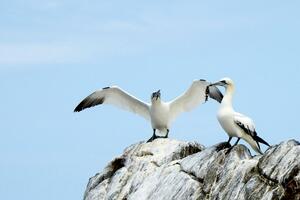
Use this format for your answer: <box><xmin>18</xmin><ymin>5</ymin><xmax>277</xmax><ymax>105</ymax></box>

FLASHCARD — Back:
<box><xmin>74</xmin><ymin>98</ymin><xmax>89</xmax><ymax>112</ymax></box>
<box><xmin>74</xmin><ymin>108</ymin><xmax>80</xmax><ymax>112</ymax></box>
<box><xmin>74</xmin><ymin>97</ymin><xmax>105</xmax><ymax>113</ymax></box>
<box><xmin>74</xmin><ymin>103</ymin><xmax>84</xmax><ymax>112</ymax></box>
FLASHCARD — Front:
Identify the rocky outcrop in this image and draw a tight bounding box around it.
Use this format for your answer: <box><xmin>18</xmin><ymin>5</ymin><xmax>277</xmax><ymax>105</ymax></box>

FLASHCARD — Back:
<box><xmin>83</xmin><ymin>139</ymin><xmax>300</xmax><ymax>200</ymax></box>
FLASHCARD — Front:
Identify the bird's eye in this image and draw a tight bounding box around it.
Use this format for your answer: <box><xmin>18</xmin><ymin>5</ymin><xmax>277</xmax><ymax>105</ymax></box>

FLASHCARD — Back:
<box><xmin>221</xmin><ymin>80</ymin><xmax>227</xmax><ymax>84</ymax></box>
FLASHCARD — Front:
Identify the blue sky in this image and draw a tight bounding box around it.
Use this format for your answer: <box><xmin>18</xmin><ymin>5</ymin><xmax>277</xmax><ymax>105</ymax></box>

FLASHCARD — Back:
<box><xmin>1</xmin><ymin>1</ymin><xmax>300</xmax><ymax>200</ymax></box>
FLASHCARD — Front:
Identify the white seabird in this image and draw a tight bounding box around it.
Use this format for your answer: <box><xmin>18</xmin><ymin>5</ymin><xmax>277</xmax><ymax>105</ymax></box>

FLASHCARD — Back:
<box><xmin>209</xmin><ymin>77</ymin><xmax>270</xmax><ymax>154</ymax></box>
<box><xmin>74</xmin><ymin>79</ymin><xmax>223</xmax><ymax>142</ymax></box>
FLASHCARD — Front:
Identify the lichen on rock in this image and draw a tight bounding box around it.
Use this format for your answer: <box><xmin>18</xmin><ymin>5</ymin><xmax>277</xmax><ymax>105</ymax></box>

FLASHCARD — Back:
<box><xmin>83</xmin><ymin>139</ymin><xmax>300</xmax><ymax>200</ymax></box>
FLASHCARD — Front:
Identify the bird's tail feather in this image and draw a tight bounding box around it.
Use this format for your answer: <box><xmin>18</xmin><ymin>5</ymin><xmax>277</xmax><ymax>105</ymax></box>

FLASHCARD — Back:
<box><xmin>254</xmin><ymin>135</ymin><xmax>270</xmax><ymax>147</ymax></box>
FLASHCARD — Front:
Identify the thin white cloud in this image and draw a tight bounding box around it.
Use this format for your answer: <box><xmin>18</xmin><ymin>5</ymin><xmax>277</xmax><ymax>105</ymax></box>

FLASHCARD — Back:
<box><xmin>0</xmin><ymin>43</ymin><xmax>87</xmax><ymax>66</ymax></box>
<box><xmin>96</xmin><ymin>20</ymin><xmax>146</xmax><ymax>33</ymax></box>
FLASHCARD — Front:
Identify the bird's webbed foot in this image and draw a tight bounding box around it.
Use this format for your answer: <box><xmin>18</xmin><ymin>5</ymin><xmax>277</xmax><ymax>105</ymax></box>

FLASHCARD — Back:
<box><xmin>225</xmin><ymin>146</ymin><xmax>234</xmax><ymax>155</ymax></box>
<box><xmin>146</xmin><ymin>135</ymin><xmax>157</xmax><ymax>143</ymax></box>
<box><xmin>224</xmin><ymin>137</ymin><xmax>240</xmax><ymax>154</ymax></box>
<box><xmin>147</xmin><ymin>129</ymin><xmax>157</xmax><ymax>143</ymax></box>
<box><xmin>146</xmin><ymin>129</ymin><xmax>169</xmax><ymax>142</ymax></box>
<box><xmin>215</xmin><ymin>142</ymin><xmax>232</xmax><ymax>152</ymax></box>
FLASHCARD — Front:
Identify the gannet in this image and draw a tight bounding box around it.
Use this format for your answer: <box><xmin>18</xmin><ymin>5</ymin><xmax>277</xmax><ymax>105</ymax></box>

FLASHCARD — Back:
<box><xmin>74</xmin><ymin>79</ymin><xmax>223</xmax><ymax>142</ymax></box>
<box><xmin>209</xmin><ymin>77</ymin><xmax>270</xmax><ymax>154</ymax></box>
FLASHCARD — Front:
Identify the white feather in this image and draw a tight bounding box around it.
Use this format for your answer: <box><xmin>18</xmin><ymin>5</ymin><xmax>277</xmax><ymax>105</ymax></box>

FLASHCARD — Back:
<box><xmin>75</xmin><ymin>80</ymin><xmax>222</xmax><ymax>138</ymax></box>
<box><xmin>213</xmin><ymin>77</ymin><xmax>268</xmax><ymax>154</ymax></box>
<box><xmin>168</xmin><ymin>80</ymin><xmax>209</xmax><ymax>123</ymax></box>
<box><xmin>74</xmin><ymin>86</ymin><xmax>150</xmax><ymax>121</ymax></box>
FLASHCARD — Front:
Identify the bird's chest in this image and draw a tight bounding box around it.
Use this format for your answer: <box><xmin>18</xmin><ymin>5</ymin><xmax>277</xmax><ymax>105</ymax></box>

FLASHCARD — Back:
<box><xmin>150</xmin><ymin>103</ymin><xmax>169</xmax><ymax>128</ymax></box>
<box><xmin>217</xmin><ymin>109</ymin><xmax>236</xmax><ymax>134</ymax></box>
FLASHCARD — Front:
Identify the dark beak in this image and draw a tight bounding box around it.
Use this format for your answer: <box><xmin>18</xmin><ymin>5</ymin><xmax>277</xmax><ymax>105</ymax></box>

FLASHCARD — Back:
<box><xmin>156</xmin><ymin>89</ymin><xmax>160</xmax><ymax>100</ymax></box>
<box><xmin>209</xmin><ymin>82</ymin><xmax>221</xmax><ymax>87</ymax></box>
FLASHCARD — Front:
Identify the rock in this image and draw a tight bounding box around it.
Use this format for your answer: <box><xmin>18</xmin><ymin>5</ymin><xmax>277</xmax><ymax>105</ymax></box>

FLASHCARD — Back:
<box><xmin>83</xmin><ymin>139</ymin><xmax>300</xmax><ymax>200</ymax></box>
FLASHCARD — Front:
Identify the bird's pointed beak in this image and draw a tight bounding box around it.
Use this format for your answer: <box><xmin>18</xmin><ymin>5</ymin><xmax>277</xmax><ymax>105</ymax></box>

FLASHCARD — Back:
<box><xmin>152</xmin><ymin>89</ymin><xmax>161</xmax><ymax>100</ymax></box>
<box><xmin>209</xmin><ymin>82</ymin><xmax>221</xmax><ymax>87</ymax></box>
<box><xmin>156</xmin><ymin>89</ymin><xmax>161</xmax><ymax>100</ymax></box>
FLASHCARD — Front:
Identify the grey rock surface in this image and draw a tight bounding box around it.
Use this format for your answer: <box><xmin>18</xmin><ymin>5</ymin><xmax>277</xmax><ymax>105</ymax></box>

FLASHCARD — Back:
<box><xmin>83</xmin><ymin>139</ymin><xmax>300</xmax><ymax>200</ymax></box>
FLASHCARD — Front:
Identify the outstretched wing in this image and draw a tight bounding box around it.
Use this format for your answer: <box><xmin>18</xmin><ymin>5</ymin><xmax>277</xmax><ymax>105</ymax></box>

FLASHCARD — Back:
<box><xmin>74</xmin><ymin>86</ymin><xmax>151</xmax><ymax>121</ymax></box>
<box><xmin>234</xmin><ymin>113</ymin><xmax>270</xmax><ymax>147</ymax></box>
<box><xmin>168</xmin><ymin>79</ymin><xmax>221</xmax><ymax>121</ymax></box>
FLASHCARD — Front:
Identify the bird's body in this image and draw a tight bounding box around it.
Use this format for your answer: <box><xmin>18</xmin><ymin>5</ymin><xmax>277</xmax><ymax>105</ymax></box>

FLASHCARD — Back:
<box><xmin>74</xmin><ymin>79</ymin><xmax>223</xmax><ymax>142</ymax></box>
<box><xmin>150</xmin><ymin>101</ymin><xmax>170</xmax><ymax>135</ymax></box>
<box><xmin>217</xmin><ymin>85</ymin><xmax>242</xmax><ymax>138</ymax></box>
<box><xmin>211</xmin><ymin>78</ymin><xmax>270</xmax><ymax>154</ymax></box>
<box><xmin>217</xmin><ymin>111</ymin><xmax>239</xmax><ymax>138</ymax></box>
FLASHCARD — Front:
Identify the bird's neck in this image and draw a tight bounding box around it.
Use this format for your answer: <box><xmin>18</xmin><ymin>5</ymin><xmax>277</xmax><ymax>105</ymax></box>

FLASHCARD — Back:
<box><xmin>221</xmin><ymin>85</ymin><xmax>234</xmax><ymax>109</ymax></box>
<box><xmin>151</xmin><ymin>99</ymin><xmax>162</xmax><ymax>106</ymax></box>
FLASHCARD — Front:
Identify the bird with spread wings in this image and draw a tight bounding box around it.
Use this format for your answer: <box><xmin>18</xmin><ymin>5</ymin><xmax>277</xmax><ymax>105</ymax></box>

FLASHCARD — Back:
<box><xmin>74</xmin><ymin>79</ymin><xmax>222</xmax><ymax>142</ymax></box>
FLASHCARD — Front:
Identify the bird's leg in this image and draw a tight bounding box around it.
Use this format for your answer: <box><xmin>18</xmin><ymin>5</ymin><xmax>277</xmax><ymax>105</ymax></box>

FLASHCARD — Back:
<box><xmin>147</xmin><ymin>129</ymin><xmax>157</xmax><ymax>143</ymax></box>
<box><xmin>233</xmin><ymin>137</ymin><xmax>241</xmax><ymax>146</ymax></box>
<box><xmin>227</xmin><ymin>137</ymin><xmax>232</xmax><ymax>144</ymax></box>
<box><xmin>224</xmin><ymin>136</ymin><xmax>232</xmax><ymax>148</ymax></box>
<box><xmin>164</xmin><ymin>129</ymin><xmax>170</xmax><ymax>138</ymax></box>
<box><xmin>225</xmin><ymin>137</ymin><xmax>240</xmax><ymax>154</ymax></box>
